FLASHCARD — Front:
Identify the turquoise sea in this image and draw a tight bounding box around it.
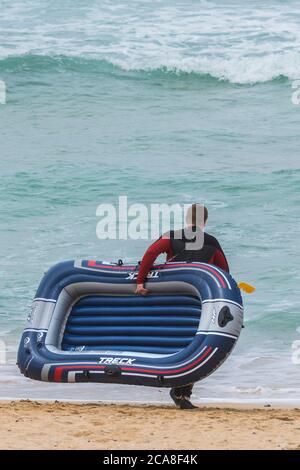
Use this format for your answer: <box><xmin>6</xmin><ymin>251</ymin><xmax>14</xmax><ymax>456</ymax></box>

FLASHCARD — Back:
<box><xmin>0</xmin><ymin>0</ymin><xmax>300</xmax><ymax>403</ymax></box>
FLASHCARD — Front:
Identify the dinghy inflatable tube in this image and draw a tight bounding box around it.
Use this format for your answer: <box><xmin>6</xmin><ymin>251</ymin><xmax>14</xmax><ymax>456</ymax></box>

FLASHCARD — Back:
<box><xmin>18</xmin><ymin>260</ymin><xmax>243</xmax><ymax>387</ymax></box>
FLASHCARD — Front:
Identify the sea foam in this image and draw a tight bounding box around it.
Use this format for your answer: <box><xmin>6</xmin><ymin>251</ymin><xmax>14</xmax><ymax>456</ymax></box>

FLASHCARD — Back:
<box><xmin>1</xmin><ymin>0</ymin><xmax>300</xmax><ymax>84</ymax></box>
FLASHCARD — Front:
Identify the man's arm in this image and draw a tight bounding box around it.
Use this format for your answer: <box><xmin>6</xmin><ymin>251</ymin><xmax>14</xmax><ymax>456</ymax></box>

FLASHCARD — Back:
<box><xmin>206</xmin><ymin>234</ymin><xmax>230</xmax><ymax>272</ymax></box>
<box><xmin>135</xmin><ymin>237</ymin><xmax>173</xmax><ymax>295</ymax></box>
<box><xmin>210</xmin><ymin>248</ymin><xmax>229</xmax><ymax>272</ymax></box>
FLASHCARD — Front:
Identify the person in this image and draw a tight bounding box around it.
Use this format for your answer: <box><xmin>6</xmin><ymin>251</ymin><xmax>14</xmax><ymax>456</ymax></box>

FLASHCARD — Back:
<box><xmin>135</xmin><ymin>203</ymin><xmax>229</xmax><ymax>409</ymax></box>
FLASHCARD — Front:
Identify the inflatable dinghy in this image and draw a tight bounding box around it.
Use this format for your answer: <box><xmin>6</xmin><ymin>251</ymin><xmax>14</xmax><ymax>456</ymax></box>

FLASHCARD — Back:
<box><xmin>18</xmin><ymin>260</ymin><xmax>243</xmax><ymax>388</ymax></box>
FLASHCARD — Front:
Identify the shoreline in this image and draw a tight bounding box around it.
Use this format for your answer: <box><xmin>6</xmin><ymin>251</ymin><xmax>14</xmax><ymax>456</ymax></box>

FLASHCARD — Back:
<box><xmin>1</xmin><ymin>400</ymin><xmax>300</xmax><ymax>450</ymax></box>
<box><xmin>1</xmin><ymin>397</ymin><xmax>300</xmax><ymax>408</ymax></box>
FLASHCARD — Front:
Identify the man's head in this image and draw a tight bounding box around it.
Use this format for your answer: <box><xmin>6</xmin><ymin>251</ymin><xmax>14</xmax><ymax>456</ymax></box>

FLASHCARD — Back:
<box><xmin>186</xmin><ymin>203</ymin><xmax>208</xmax><ymax>229</ymax></box>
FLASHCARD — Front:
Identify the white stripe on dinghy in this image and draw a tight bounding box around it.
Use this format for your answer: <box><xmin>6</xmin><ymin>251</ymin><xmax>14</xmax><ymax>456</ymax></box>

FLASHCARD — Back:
<box><xmin>33</xmin><ymin>298</ymin><xmax>57</xmax><ymax>303</ymax></box>
<box><xmin>196</xmin><ymin>331</ymin><xmax>238</xmax><ymax>340</ymax></box>
<box><xmin>165</xmin><ymin>348</ymin><xmax>218</xmax><ymax>379</ymax></box>
<box><xmin>135</xmin><ymin>346</ymin><xmax>207</xmax><ymax>370</ymax></box>
<box><xmin>197</xmin><ymin>263</ymin><xmax>232</xmax><ymax>289</ymax></box>
<box><xmin>64</xmin><ymin>348</ymin><xmax>218</xmax><ymax>381</ymax></box>
<box><xmin>45</xmin><ymin>345</ymin><xmax>180</xmax><ymax>359</ymax></box>
<box><xmin>41</xmin><ymin>347</ymin><xmax>208</xmax><ymax>379</ymax></box>
<box><xmin>74</xmin><ymin>260</ymin><xmax>227</xmax><ymax>289</ymax></box>
<box><xmin>119</xmin><ymin>348</ymin><xmax>218</xmax><ymax>379</ymax></box>
<box><xmin>202</xmin><ymin>298</ymin><xmax>243</xmax><ymax>310</ymax></box>
<box><xmin>152</xmin><ymin>266</ymin><xmax>222</xmax><ymax>288</ymax></box>
<box><xmin>164</xmin><ymin>263</ymin><xmax>232</xmax><ymax>290</ymax></box>
<box><xmin>42</xmin><ymin>346</ymin><xmax>210</xmax><ymax>380</ymax></box>
<box><xmin>24</xmin><ymin>328</ymin><xmax>48</xmax><ymax>333</ymax></box>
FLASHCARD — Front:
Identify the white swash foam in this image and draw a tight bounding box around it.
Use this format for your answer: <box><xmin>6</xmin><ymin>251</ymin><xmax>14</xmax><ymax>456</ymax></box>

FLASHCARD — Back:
<box><xmin>1</xmin><ymin>346</ymin><xmax>300</xmax><ymax>403</ymax></box>
<box><xmin>1</xmin><ymin>0</ymin><xmax>300</xmax><ymax>83</ymax></box>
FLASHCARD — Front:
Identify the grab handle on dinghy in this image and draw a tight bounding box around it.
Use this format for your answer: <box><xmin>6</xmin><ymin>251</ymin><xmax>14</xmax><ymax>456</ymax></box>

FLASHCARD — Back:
<box><xmin>218</xmin><ymin>306</ymin><xmax>234</xmax><ymax>327</ymax></box>
<box><xmin>104</xmin><ymin>365</ymin><xmax>122</xmax><ymax>378</ymax></box>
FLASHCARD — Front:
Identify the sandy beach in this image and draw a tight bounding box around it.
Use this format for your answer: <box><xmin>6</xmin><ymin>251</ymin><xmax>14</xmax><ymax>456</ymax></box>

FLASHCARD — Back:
<box><xmin>0</xmin><ymin>401</ymin><xmax>299</xmax><ymax>450</ymax></box>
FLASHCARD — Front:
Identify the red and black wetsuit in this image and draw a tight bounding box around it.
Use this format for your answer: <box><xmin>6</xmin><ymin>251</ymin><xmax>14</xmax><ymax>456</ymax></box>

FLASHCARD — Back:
<box><xmin>137</xmin><ymin>228</ymin><xmax>229</xmax><ymax>284</ymax></box>
<box><xmin>136</xmin><ymin>227</ymin><xmax>229</xmax><ymax>402</ymax></box>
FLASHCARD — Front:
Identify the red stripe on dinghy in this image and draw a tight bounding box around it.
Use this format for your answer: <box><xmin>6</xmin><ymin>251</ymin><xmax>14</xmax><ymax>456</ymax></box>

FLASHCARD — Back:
<box><xmin>122</xmin><ymin>346</ymin><xmax>213</xmax><ymax>375</ymax></box>
<box><xmin>86</xmin><ymin>260</ymin><xmax>227</xmax><ymax>288</ymax></box>
<box><xmin>53</xmin><ymin>346</ymin><xmax>213</xmax><ymax>382</ymax></box>
<box><xmin>158</xmin><ymin>263</ymin><xmax>227</xmax><ymax>288</ymax></box>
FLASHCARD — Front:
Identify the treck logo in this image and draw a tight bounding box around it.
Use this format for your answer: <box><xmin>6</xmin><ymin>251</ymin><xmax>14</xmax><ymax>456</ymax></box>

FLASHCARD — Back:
<box><xmin>99</xmin><ymin>357</ymin><xmax>136</xmax><ymax>365</ymax></box>
<box><xmin>126</xmin><ymin>271</ymin><xmax>159</xmax><ymax>280</ymax></box>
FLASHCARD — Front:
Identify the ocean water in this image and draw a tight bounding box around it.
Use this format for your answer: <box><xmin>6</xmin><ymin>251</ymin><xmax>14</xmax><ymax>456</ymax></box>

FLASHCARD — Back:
<box><xmin>0</xmin><ymin>0</ymin><xmax>300</xmax><ymax>403</ymax></box>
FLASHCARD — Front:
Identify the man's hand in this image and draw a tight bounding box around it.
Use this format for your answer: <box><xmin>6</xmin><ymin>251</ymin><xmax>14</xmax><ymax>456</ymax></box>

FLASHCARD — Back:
<box><xmin>135</xmin><ymin>283</ymin><xmax>149</xmax><ymax>295</ymax></box>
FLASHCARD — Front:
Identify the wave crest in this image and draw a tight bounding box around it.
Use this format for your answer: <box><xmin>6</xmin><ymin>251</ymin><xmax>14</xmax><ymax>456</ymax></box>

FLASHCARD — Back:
<box><xmin>1</xmin><ymin>1</ymin><xmax>300</xmax><ymax>84</ymax></box>
<box><xmin>0</xmin><ymin>52</ymin><xmax>299</xmax><ymax>84</ymax></box>
<box><xmin>110</xmin><ymin>51</ymin><xmax>300</xmax><ymax>84</ymax></box>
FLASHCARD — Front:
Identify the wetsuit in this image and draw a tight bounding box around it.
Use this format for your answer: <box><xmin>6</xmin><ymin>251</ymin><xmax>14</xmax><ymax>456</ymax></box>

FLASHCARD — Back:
<box><xmin>137</xmin><ymin>228</ymin><xmax>229</xmax><ymax>284</ymax></box>
<box><xmin>137</xmin><ymin>227</ymin><xmax>229</xmax><ymax>403</ymax></box>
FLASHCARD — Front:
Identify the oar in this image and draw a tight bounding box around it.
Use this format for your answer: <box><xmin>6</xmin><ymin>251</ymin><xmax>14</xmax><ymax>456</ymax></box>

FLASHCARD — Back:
<box><xmin>238</xmin><ymin>282</ymin><xmax>256</xmax><ymax>294</ymax></box>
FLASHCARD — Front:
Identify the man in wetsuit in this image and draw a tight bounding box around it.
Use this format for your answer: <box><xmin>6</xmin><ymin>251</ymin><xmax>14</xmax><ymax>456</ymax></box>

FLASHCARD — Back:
<box><xmin>135</xmin><ymin>203</ymin><xmax>229</xmax><ymax>409</ymax></box>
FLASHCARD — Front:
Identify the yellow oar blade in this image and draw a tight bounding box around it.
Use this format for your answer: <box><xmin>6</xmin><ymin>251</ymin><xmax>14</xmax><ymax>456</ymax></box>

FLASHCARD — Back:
<box><xmin>238</xmin><ymin>282</ymin><xmax>256</xmax><ymax>294</ymax></box>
